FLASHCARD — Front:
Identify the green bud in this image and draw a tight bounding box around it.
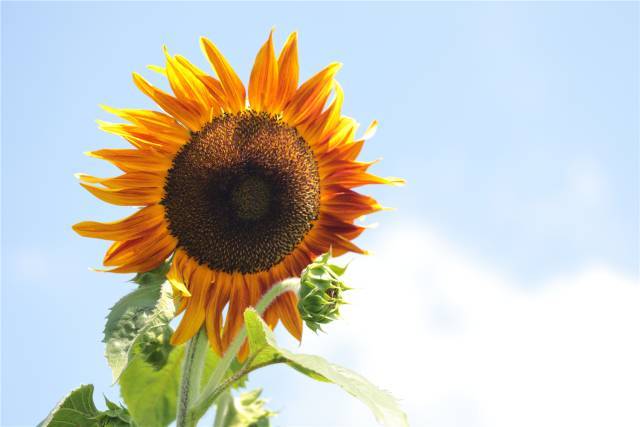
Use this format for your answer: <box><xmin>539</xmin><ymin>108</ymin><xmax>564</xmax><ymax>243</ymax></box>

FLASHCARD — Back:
<box><xmin>298</xmin><ymin>252</ymin><xmax>350</xmax><ymax>332</ymax></box>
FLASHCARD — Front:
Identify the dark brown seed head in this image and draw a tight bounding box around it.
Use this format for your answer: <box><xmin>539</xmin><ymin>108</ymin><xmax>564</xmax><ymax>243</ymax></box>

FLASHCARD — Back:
<box><xmin>162</xmin><ymin>111</ymin><xmax>320</xmax><ymax>274</ymax></box>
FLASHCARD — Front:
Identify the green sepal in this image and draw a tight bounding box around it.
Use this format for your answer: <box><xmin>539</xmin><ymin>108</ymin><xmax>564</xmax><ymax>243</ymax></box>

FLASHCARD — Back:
<box><xmin>131</xmin><ymin>261</ymin><xmax>170</xmax><ymax>286</ymax></box>
<box><xmin>92</xmin><ymin>397</ymin><xmax>132</xmax><ymax>426</ymax></box>
<box><xmin>244</xmin><ymin>309</ymin><xmax>408</xmax><ymax>427</ymax></box>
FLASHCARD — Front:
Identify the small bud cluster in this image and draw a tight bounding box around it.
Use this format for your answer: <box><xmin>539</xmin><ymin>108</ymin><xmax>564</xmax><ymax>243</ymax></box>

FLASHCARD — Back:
<box><xmin>298</xmin><ymin>252</ymin><xmax>350</xmax><ymax>332</ymax></box>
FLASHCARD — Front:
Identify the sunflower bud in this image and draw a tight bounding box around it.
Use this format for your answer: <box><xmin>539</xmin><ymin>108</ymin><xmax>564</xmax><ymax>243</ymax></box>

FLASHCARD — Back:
<box><xmin>298</xmin><ymin>253</ymin><xmax>350</xmax><ymax>332</ymax></box>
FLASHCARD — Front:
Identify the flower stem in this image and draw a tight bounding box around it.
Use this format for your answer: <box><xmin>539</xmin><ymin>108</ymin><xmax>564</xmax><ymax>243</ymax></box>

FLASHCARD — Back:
<box><xmin>176</xmin><ymin>328</ymin><xmax>208</xmax><ymax>427</ymax></box>
<box><xmin>187</xmin><ymin>278</ymin><xmax>300</xmax><ymax>424</ymax></box>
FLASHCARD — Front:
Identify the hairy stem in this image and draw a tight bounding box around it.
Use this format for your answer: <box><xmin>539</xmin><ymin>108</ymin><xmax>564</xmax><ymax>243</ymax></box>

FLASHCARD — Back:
<box><xmin>176</xmin><ymin>328</ymin><xmax>208</xmax><ymax>427</ymax></box>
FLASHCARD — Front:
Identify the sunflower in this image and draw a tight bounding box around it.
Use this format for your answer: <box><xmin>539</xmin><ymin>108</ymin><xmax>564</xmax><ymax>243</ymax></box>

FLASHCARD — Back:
<box><xmin>73</xmin><ymin>31</ymin><xmax>402</xmax><ymax>357</ymax></box>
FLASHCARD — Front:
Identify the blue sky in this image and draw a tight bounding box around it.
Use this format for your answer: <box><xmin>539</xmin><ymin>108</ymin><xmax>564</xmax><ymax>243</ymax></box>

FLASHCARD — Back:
<box><xmin>2</xmin><ymin>2</ymin><xmax>638</xmax><ymax>426</ymax></box>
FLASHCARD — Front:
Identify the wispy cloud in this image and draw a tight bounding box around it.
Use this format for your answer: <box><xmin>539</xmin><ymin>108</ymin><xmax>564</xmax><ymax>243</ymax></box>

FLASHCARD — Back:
<box><xmin>287</xmin><ymin>224</ymin><xmax>640</xmax><ymax>427</ymax></box>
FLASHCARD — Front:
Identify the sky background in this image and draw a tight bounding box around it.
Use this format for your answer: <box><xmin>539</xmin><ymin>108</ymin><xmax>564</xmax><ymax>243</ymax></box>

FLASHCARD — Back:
<box><xmin>2</xmin><ymin>2</ymin><xmax>638</xmax><ymax>426</ymax></box>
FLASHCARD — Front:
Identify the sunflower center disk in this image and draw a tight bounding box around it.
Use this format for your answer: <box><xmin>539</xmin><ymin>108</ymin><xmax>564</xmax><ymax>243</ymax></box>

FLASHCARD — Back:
<box><xmin>231</xmin><ymin>176</ymin><xmax>271</xmax><ymax>221</ymax></box>
<box><xmin>162</xmin><ymin>111</ymin><xmax>321</xmax><ymax>274</ymax></box>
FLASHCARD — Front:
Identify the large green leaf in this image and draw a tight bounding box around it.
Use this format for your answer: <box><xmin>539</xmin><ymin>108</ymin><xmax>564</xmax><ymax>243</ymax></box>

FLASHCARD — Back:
<box><xmin>39</xmin><ymin>384</ymin><xmax>99</xmax><ymax>427</ymax></box>
<box><xmin>119</xmin><ymin>344</ymin><xmax>220</xmax><ymax>427</ymax></box>
<box><xmin>244</xmin><ymin>309</ymin><xmax>409</xmax><ymax>427</ymax></box>
<box><xmin>39</xmin><ymin>385</ymin><xmax>135</xmax><ymax>427</ymax></box>
<box><xmin>119</xmin><ymin>345</ymin><xmax>184</xmax><ymax>427</ymax></box>
<box><xmin>103</xmin><ymin>281</ymin><xmax>175</xmax><ymax>381</ymax></box>
<box><xmin>213</xmin><ymin>389</ymin><xmax>274</xmax><ymax>427</ymax></box>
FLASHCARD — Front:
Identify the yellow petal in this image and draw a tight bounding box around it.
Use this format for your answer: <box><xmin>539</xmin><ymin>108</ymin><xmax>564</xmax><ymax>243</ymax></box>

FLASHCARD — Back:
<box><xmin>147</xmin><ymin>64</ymin><xmax>167</xmax><ymax>76</ymax></box>
<box><xmin>200</xmin><ymin>37</ymin><xmax>246</xmax><ymax>113</ymax></box>
<box><xmin>132</xmin><ymin>72</ymin><xmax>202</xmax><ymax>131</ymax></box>
<box><xmin>362</xmin><ymin>120</ymin><xmax>378</xmax><ymax>140</ymax></box>
<box><xmin>174</xmin><ymin>55</ymin><xmax>227</xmax><ymax>113</ymax></box>
<box><xmin>163</xmin><ymin>47</ymin><xmax>218</xmax><ymax>127</ymax></box>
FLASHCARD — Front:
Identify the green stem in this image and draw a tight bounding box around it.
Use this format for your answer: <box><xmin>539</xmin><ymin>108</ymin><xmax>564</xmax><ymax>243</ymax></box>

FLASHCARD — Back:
<box><xmin>187</xmin><ymin>278</ymin><xmax>299</xmax><ymax>424</ymax></box>
<box><xmin>193</xmin><ymin>356</ymin><xmax>287</xmax><ymax>424</ymax></box>
<box><xmin>212</xmin><ymin>391</ymin><xmax>232</xmax><ymax>427</ymax></box>
<box><xmin>176</xmin><ymin>329</ymin><xmax>208</xmax><ymax>427</ymax></box>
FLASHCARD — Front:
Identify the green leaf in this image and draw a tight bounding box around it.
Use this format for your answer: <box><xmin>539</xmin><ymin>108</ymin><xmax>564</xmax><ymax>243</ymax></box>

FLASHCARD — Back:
<box><xmin>95</xmin><ymin>397</ymin><xmax>132</xmax><ymax>426</ymax></box>
<box><xmin>103</xmin><ymin>281</ymin><xmax>176</xmax><ymax>381</ymax></box>
<box><xmin>244</xmin><ymin>309</ymin><xmax>409</xmax><ymax>427</ymax></box>
<box><xmin>119</xmin><ymin>345</ymin><xmax>183</xmax><ymax>427</ymax></box>
<box><xmin>39</xmin><ymin>384</ymin><xmax>100</xmax><ymax>427</ymax></box>
<box><xmin>119</xmin><ymin>344</ymin><xmax>220</xmax><ymax>427</ymax></box>
<box><xmin>213</xmin><ymin>389</ymin><xmax>274</xmax><ymax>427</ymax></box>
<box><xmin>131</xmin><ymin>261</ymin><xmax>170</xmax><ymax>286</ymax></box>
<box><xmin>243</xmin><ymin>309</ymin><xmax>281</xmax><ymax>366</ymax></box>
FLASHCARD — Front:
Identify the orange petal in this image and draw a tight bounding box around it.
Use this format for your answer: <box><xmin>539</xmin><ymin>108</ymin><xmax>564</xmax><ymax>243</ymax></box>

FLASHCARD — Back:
<box><xmin>174</xmin><ymin>55</ymin><xmax>228</xmax><ymax>113</ymax></box>
<box><xmin>76</xmin><ymin>171</ymin><xmax>165</xmax><ymax>189</ymax></box>
<box><xmin>72</xmin><ymin>204</ymin><xmax>165</xmax><ymax>240</ymax></box>
<box><xmin>163</xmin><ymin>47</ymin><xmax>220</xmax><ymax>126</ymax></box>
<box><xmin>323</xmin><ymin>171</ymin><xmax>406</xmax><ymax>188</ymax></box>
<box><xmin>275</xmin><ymin>32</ymin><xmax>299</xmax><ymax>110</ymax></box>
<box><xmin>200</xmin><ymin>37</ymin><xmax>246</xmax><ymax>113</ymax></box>
<box><xmin>331</xmin><ymin>233</ymin><xmax>367</xmax><ymax>256</ymax></box>
<box><xmin>321</xmin><ymin>189</ymin><xmax>383</xmax><ymax>219</ymax></box>
<box><xmin>324</xmin><ymin>117</ymin><xmax>358</xmax><ymax>152</ymax></box>
<box><xmin>275</xmin><ymin>291</ymin><xmax>303</xmax><ymax>341</ymax></box>
<box><xmin>97</xmin><ymin>121</ymin><xmax>184</xmax><ymax>153</ymax></box>
<box><xmin>221</xmin><ymin>273</ymin><xmax>249</xmax><ymax>350</ymax></box>
<box><xmin>80</xmin><ymin>183</ymin><xmax>163</xmax><ymax>206</ymax></box>
<box><xmin>167</xmin><ymin>249</ymin><xmax>194</xmax><ymax>296</ymax></box>
<box><xmin>100</xmin><ymin>105</ymin><xmax>189</xmax><ymax>140</ymax></box>
<box><xmin>132</xmin><ymin>72</ymin><xmax>202</xmax><ymax>131</ymax></box>
<box><xmin>105</xmin><ymin>248</ymin><xmax>175</xmax><ymax>274</ymax></box>
<box><xmin>86</xmin><ymin>148</ymin><xmax>172</xmax><ymax>173</ymax></box>
<box><xmin>103</xmin><ymin>224</ymin><xmax>169</xmax><ymax>265</ymax></box>
<box><xmin>283</xmin><ymin>62</ymin><xmax>341</xmax><ymax>127</ymax></box>
<box><xmin>105</xmin><ymin>234</ymin><xmax>177</xmax><ymax>273</ymax></box>
<box><xmin>308</xmin><ymin>81</ymin><xmax>345</xmax><ymax>143</ymax></box>
<box><xmin>205</xmin><ymin>273</ymin><xmax>232</xmax><ymax>355</ymax></box>
<box><xmin>171</xmin><ymin>263</ymin><xmax>214</xmax><ymax>345</ymax></box>
<box><xmin>249</xmin><ymin>31</ymin><xmax>279</xmax><ymax>112</ymax></box>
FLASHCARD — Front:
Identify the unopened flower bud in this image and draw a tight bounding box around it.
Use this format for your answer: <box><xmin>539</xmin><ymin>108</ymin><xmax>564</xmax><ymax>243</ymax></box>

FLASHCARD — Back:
<box><xmin>298</xmin><ymin>252</ymin><xmax>350</xmax><ymax>332</ymax></box>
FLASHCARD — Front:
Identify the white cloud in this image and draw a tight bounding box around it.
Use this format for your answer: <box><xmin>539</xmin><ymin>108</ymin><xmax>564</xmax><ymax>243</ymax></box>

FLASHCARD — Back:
<box><xmin>289</xmin><ymin>224</ymin><xmax>640</xmax><ymax>427</ymax></box>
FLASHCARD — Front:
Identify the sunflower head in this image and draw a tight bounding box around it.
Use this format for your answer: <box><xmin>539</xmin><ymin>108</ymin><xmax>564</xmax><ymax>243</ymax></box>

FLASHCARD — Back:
<box><xmin>73</xmin><ymin>31</ymin><xmax>403</xmax><ymax>357</ymax></box>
